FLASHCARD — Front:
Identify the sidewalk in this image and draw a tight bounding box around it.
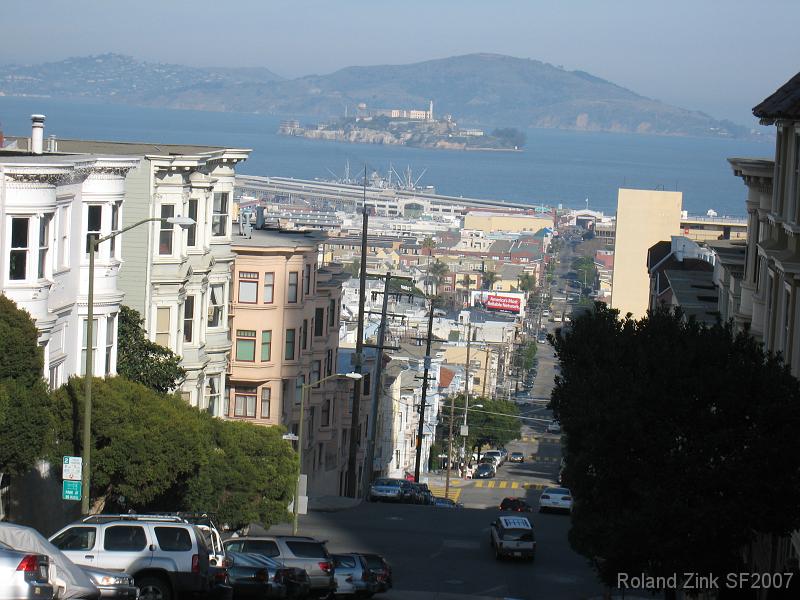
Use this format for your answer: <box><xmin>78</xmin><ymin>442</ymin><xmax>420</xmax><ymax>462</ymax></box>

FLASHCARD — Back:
<box><xmin>307</xmin><ymin>495</ymin><xmax>362</xmax><ymax>512</ymax></box>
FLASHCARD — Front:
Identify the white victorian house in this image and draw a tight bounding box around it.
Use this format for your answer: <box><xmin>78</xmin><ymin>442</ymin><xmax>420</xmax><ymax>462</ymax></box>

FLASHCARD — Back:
<box><xmin>0</xmin><ymin>151</ymin><xmax>139</xmax><ymax>387</ymax></box>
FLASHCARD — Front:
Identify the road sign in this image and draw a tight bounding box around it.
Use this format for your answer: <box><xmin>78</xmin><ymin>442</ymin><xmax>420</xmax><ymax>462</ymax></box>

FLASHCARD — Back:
<box><xmin>460</xmin><ymin>425</ymin><xmax>469</xmax><ymax>436</ymax></box>
<box><xmin>62</xmin><ymin>480</ymin><xmax>82</xmax><ymax>501</ymax></box>
<box><xmin>62</xmin><ymin>456</ymin><xmax>82</xmax><ymax>481</ymax></box>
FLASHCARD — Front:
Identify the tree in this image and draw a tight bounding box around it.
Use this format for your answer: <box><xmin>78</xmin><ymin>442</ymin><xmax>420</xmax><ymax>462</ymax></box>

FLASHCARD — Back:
<box><xmin>185</xmin><ymin>418</ymin><xmax>297</xmax><ymax>530</ymax></box>
<box><xmin>0</xmin><ymin>294</ymin><xmax>43</xmax><ymax>383</ymax></box>
<box><xmin>345</xmin><ymin>259</ymin><xmax>361</xmax><ymax>278</ymax></box>
<box><xmin>517</xmin><ymin>273</ymin><xmax>536</xmax><ymax>293</ymax></box>
<box><xmin>570</xmin><ymin>256</ymin><xmax>596</xmax><ymax>290</ymax></box>
<box><xmin>481</xmin><ymin>270</ymin><xmax>499</xmax><ymax>291</ymax></box>
<box><xmin>427</xmin><ymin>260</ymin><xmax>449</xmax><ymax>295</ymax></box>
<box><xmin>117</xmin><ymin>306</ymin><xmax>186</xmax><ymax>393</ymax></box>
<box><xmin>421</xmin><ymin>236</ymin><xmax>436</xmax><ymax>258</ymax></box>
<box><xmin>551</xmin><ymin>304</ymin><xmax>800</xmax><ymax>589</ymax></box>
<box><xmin>0</xmin><ymin>295</ymin><xmax>53</xmax><ymax>476</ymax></box>
<box><xmin>441</xmin><ymin>395</ymin><xmax>522</xmax><ymax>454</ymax></box>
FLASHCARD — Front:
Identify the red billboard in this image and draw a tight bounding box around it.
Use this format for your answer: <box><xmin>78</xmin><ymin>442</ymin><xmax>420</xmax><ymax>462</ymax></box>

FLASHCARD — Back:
<box><xmin>486</xmin><ymin>294</ymin><xmax>521</xmax><ymax>313</ymax></box>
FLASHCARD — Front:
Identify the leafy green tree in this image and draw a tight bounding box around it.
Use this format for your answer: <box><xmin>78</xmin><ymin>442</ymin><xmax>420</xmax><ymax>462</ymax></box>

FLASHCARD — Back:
<box><xmin>117</xmin><ymin>306</ymin><xmax>186</xmax><ymax>393</ymax></box>
<box><xmin>50</xmin><ymin>376</ymin><xmax>209</xmax><ymax>512</ymax></box>
<box><xmin>551</xmin><ymin>304</ymin><xmax>800</xmax><ymax>588</ymax></box>
<box><xmin>442</xmin><ymin>395</ymin><xmax>521</xmax><ymax>453</ymax></box>
<box><xmin>345</xmin><ymin>259</ymin><xmax>362</xmax><ymax>278</ymax></box>
<box><xmin>421</xmin><ymin>236</ymin><xmax>436</xmax><ymax>257</ymax></box>
<box><xmin>570</xmin><ymin>256</ymin><xmax>596</xmax><ymax>289</ymax></box>
<box><xmin>185</xmin><ymin>418</ymin><xmax>297</xmax><ymax>530</ymax></box>
<box><xmin>517</xmin><ymin>273</ymin><xmax>536</xmax><ymax>292</ymax></box>
<box><xmin>0</xmin><ymin>295</ymin><xmax>53</xmax><ymax>476</ymax></box>
<box><xmin>0</xmin><ymin>294</ymin><xmax>43</xmax><ymax>383</ymax></box>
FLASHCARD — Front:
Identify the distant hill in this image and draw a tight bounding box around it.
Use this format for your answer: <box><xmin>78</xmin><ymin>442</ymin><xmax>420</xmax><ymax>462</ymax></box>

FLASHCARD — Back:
<box><xmin>0</xmin><ymin>53</ymin><xmax>748</xmax><ymax>138</ymax></box>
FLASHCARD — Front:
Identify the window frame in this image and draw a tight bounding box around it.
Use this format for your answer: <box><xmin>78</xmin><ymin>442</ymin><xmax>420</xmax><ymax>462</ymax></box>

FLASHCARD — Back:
<box><xmin>212</xmin><ymin>192</ymin><xmax>228</xmax><ymax>237</ymax></box>
<box><xmin>155</xmin><ymin>307</ymin><xmax>171</xmax><ymax>347</ymax></box>
<box><xmin>86</xmin><ymin>205</ymin><xmax>102</xmax><ymax>254</ymax></box>
<box><xmin>186</xmin><ymin>198</ymin><xmax>198</xmax><ymax>247</ymax></box>
<box><xmin>183</xmin><ymin>295</ymin><xmax>195</xmax><ymax>344</ymax></box>
<box><xmin>285</xmin><ymin>328</ymin><xmax>296</xmax><ymax>361</ymax></box>
<box><xmin>9</xmin><ymin>216</ymin><xmax>30</xmax><ymax>281</ymax></box>
<box><xmin>261</xmin><ymin>330</ymin><xmax>272</xmax><ymax>362</ymax></box>
<box><xmin>303</xmin><ymin>264</ymin><xmax>311</xmax><ymax>296</ymax></box>
<box><xmin>235</xmin><ymin>329</ymin><xmax>257</xmax><ymax>362</ymax></box>
<box><xmin>38</xmin><ymin>214</ymin><xmax>51</xmax><ymax>280</ymax></box>
<box><xmin>207</xmin><ymin>283</ymin><xmax>225</xmax><ymax>328</ymax></box>
<box><xmin>159</xmin><ymin>204</ymin><xmax>175</xmax><ymax>256</ymax></box>
<box><xmin>260</xmin><ymin>387</ymin><xmax>271</xmax><ymax>419</ymax></box>
<box><xmin>234</xmin><ymin>386</ymin><xmax>257</xmax><ymax>418</ymax></box>
<box><xmin>287</xmin><ymin>271</ymin><xmax>299</xmax><ymax>303</ymax></box>
<box><xmin>238</xmin><ymin>271</ymin><xmax>259</xmax><ymax>304</ymax></box>
<box><xmin>263</xmin><ymin>272</ymin><xmax>275</xmax><ymax>304</ymax></box>
<box><xmin>314</xmin><ymin>307</ymin><xmax>325</xmax><ymax>337</ymax></box>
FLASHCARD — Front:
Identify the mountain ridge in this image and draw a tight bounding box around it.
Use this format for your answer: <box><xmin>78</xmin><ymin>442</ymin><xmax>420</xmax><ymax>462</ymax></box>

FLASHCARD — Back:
<box><xmin>0</xmin><ymin>53</ymin><xmax>749</xmax><ymax>138</ymax></box>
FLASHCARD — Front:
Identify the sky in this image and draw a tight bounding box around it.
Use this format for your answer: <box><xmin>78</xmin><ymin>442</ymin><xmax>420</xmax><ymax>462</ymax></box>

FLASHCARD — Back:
<box><xmin>2</xmin><ymin>0</ymin><xmax>798</xmax><ymax>125</ymax></box>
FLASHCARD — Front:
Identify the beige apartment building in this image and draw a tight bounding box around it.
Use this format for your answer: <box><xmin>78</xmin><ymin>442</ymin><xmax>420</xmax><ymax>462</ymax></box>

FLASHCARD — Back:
<box><xmin>611</xmin><ymin>188</ymin><xmax>682</xmax><ymax>318</ymax></box>
<box><xmin>226</xmin><ymin>228</ymin><xmax>350</xmax><ymax>496</ymax></box>
<box><xmin>464</xmin><ymin>211</ymin><xmax>553</xmax><ymax>234</ymax></box>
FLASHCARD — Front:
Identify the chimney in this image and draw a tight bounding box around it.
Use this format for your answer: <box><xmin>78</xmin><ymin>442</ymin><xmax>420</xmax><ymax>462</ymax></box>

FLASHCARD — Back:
<box><xmin>30</xmin><ymin>114</ymin><xmax>45</xmax><ymax>155</ymax></box>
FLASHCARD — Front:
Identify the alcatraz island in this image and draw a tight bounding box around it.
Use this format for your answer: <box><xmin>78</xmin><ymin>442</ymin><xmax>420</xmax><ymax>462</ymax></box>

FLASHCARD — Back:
<box><xmin>278</xmin><ymin>100</ymin><xmax>525</xmax><ymax>151</ymax></box>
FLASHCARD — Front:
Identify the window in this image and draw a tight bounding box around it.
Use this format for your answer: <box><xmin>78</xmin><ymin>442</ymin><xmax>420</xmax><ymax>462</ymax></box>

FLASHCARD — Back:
<box><xmin>260</xmin><ymin>387</ymin><xmax>271</xmax><ymax>419</ymax></box>
<box><xmin>301</xmin><ymin>319</ymin><xmax>308</xmax><ymax>350</ymax></box>
<box><xmin>49</xmin><ymin>363</ymin><xmax>62</xmax><ymax>390</ymax></box>
<box><xmin>212</xmin><ymin>192</ymin><xmax>228</xmax><ymax>236</ymax></box>
<box><xmin>285</xmin><ymin>328</ymin><xmax>296</xmax><ymax>360</ymax></box>
<box><xmin>284</xmin><ymin>540</ymin><xmax>327</xmax><ymax>558</ymax></box>
<box><xmin>51</xmin><ymin>527</ymin><xmax>96</xmax><ymax>551</ymax></box>
<box><xmin>329</xmin><ymin>299</ymin><xmax>336</xmax><ymax>327</ymax></box>
<box><xmin>240</xmin><ymin>540</ymin><xmax>280</xmax><ymax>557</ymax></box>
<box><xmin>304</xmin><ymin>264</ymin><xmax>311</xmax><ymax>296</ymax></box>
<box><xmin>261</xmin><ymin>330</ymin><xmax>272</xmax><ymax>361</ymax></box>
<box><xmin>473</xmin><ymin>376</ymin><xmax>481</xmax><ymax>385</ymax></box>
<box><xmin>208</xmin><ymin>284</ymin><xmax>224</xmax><ymax>328</ymax></box>
<box><xmin>312</xmin><ymin>360</ymin><xmax>321</xmax><ymax>388</ymax></box>
<box><xmin>104</xmin><ymin>314</ymin><xmax>115</xmax><ymax>375</ymax></box>
<box><xmin>38</xmin><ymin>215</ymin><xmax>51</xmax><ymax>279</ymax></box>
<box><xmin>288</xmin><ymin>272</ymin><xmax>299</xmax><ymax>303</ymax></box>
<box><xmin>238</xmin><ymin>271</ymin><xmax>258</xmax><ymax>303</ymax></box>
<box><xmin>154</xmin><ymin>527</ymin><xmax>192</xmax><ymax>552</ymax></box>
<box><xmin>207</xmin><ymin>377</ymin><xmax>220</xmax><ymax>416</ymax></box>
<box><xmin>58</xmin><ymin>205</ymin><xmax>70</xmax><ymax>268</ymax></box>
<box><xmin>110</xmin><ymin>203</ymin><xmax>120</xmax><ymax>256</ymax></box>
<box><xmin>235</xmin><ymin>330</ymin><xmax>257</xmax><ymax>362</ymax></box>
<box><xmin>362</xmin><ymin>372</ymin><xmax>371</xmax><ymax>396</ymax></box>
<box><xmin>321</xmin><ymin>398</ymin><xmax>331</xmax><ymax>427</ymax></box>
<box><xmin>326</xmin><ymin>349</ymin><xmax>333</xmax><ymax>377</ymax></box>
<box><xmin>234</xmin><ymin>386</ymin><xmax>257</xmax><ymax>417</ymax></box>
<box><xmin>86</xmin><ymin>205</ymin><xmax>102</xmax><ymax>253</ymax></box>
<box><xmin>155</xmin><ymin>307</ymin><xmax>171</xmax><ymax>347</ymax></box>
<box><xmin>159</xmin><ymin>205</ymin><xmax>175</xmax><ymax>255</ymax></box>
<box><xmin>187</xmin><ymin>198</ymin><xmax>198</xmax><ymax>247</ymax></box>
<box><xmin>184</xmin><ymin>296</ymin><xmax>195</xmax><ymax>343</ymax></box>
<box><xmin>104</xmin><ymin>526</ymin><xmax>147</xmax><ymax>551</ymax></box>
<box><xmin>81</xmin><ymin>318</ymin><xmax>98</xmax><ymax>374</ymax></box>
<box><xmin>9</xmin><ymin>217</ymin><xmax>29</xmax><ymax>280</ymax></box>
<box><xmin>314</xmin><ymin>307</ymin><xmax>325</xmax><ymax>336</ymax></box>
<box><xmin>263</xmin><ymin>273</ymin><xmax>274</xmax><ymax>303</ymax></box>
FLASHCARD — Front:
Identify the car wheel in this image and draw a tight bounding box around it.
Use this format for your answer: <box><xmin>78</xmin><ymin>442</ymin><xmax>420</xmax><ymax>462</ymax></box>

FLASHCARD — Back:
<box><xmin>137</xmin><ymin>576</ymin><xmax>172</xmax><ymax>600</ymax></box>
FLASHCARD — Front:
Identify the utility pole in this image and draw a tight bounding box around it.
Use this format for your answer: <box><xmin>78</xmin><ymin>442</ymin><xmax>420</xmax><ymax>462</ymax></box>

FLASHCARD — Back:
<box><xmin>346</xmin><ymin>167</ymin><xmax>369</xmax><ymax>497</ymax></box>
<box><xmin>459</xmin><ymin>320</ymin><xmax>472</xmax><ymax>477</ymax></box>
<box><xmin>361</xmin><ymin>272</ymin><xmax>391</xmax><ymax>497</ymax></box>
<box><xmin>413</xmin><ymin>299</ymin><xmax>435</xmax><ymax>482</ymax></box>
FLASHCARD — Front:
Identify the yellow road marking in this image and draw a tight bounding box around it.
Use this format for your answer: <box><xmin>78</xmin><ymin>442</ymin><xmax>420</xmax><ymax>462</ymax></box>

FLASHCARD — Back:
<box><xmin>499</xmin><ymin>481</ymin><xmax>508</xmax><ymax>489</ymax></box>
<box><xmin>475</xmin><ymin>480</ymin><xmax>484</xmax><ymax>488</ymax></box>
<box><xmin>487</xmin><ymin>481</ymin><xmax>496</xmax><ymax>489</ymax></box>
<box><xmin>511</xmin><ymin>482</ymin><xmax>519</xmax><ymax>489</ymax></box>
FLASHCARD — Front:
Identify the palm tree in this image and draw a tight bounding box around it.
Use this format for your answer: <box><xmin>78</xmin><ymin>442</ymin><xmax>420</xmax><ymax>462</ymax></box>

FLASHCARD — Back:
<box><xmin>481</xmin><ymin>270</ymin><xmax>499</xmax><ymax>291</ymax></box>
<box><xmin>428</xmin><ymin>260</ymin><xmax>450</xmax><ymax>295</ymax></box>
<box><xmin>422</xmin><ymin>236</ymin><xmax>436</xmax><ymax>258</ymax></box>
<box><xmin>460</xmin><ymin>274</ymin><xmax>475</xmax><ymax>306</ymax></box>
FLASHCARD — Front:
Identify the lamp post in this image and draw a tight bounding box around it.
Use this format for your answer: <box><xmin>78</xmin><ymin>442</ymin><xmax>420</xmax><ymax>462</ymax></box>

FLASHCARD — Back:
<box><xmin>293</xmin><ymin>371</ymin><xmax>362</xmax><ymax>535</ymax></box>
<box><xmin>82</xmin><ymin>215</ymin><xmax>194</xmax><ymax>515</ymax></box>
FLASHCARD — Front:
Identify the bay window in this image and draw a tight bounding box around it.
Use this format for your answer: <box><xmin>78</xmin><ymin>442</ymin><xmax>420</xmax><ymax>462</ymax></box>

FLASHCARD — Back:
<box><xmin>9</xmin><ymin>217</ymin><xmax>29</xmax><ymax>280</ymax></box>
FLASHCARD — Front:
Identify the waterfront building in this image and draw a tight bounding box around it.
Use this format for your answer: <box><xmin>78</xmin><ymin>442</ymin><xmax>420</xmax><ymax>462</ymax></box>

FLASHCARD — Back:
<box><xmin>611</xmin><ymin>188</ymin><xmax>683</xmax><ymax>318</ymax></box>
<box><xmin>463</xmin><ymin>210</ymin><xmax>554</xmax><ymax>234</ymax></box>
<box><xmin>1</xmin><ymin>123</ymin><xmax>139</xmax><ymax>387</ymax></box>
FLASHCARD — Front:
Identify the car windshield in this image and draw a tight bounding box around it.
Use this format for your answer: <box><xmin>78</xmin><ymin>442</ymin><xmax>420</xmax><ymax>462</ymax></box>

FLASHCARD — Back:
<box><xmin>502</xmin><ymin>529</ymin><xmax>534</xmax><ymax>542</ymax></box>
<box><xmin>363</xmin><ymin>555</ymin><xmax>385</xmax><ymax>569</ymax></box>
<box><xmin>545</xmin><ymin>488</ymin><xmax>570</xmax><ymax>495</ymax></box>
<box><xmin>477</xmin><ymin>465</ymin><xmax>493</xmax><ymax>471</ymax></box>
<box><xmin>511</xmin><ymin>453</ymin><xmax>523</xmax><ymax>457</ymax></box>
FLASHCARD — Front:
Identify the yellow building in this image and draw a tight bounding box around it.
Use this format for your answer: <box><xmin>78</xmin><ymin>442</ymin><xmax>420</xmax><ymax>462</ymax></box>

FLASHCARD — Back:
<box><xmin>611</xmin><ymin>189</ymin><xmax>682</xmax><ymax>318</ymax></box>
<box><xmin>464</xmin><ymin>211</ymin><xmax>553</xmax><ymax>234</ymax></box>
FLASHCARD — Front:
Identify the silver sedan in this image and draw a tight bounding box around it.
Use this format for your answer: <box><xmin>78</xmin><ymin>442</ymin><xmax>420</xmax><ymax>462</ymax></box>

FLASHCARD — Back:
<box><xmin>0</xmin><ymin>543</ymin><xmax>53</xmax><ymax>600</ymax></box>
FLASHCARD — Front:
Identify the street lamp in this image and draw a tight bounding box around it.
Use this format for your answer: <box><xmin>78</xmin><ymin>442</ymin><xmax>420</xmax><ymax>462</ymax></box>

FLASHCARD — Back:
<box><xmin>82</xmin><ymin>215</ymin><xmax>194</xmax><ymax>515</ymax></box>
<box><xmin>293</xmin><ymin>371</ymin><xmax>362</xmax><ymax>535</ymax></box>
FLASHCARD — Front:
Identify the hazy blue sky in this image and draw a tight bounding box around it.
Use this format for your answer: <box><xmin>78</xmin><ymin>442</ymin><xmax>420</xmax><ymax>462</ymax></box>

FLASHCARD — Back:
<box><xmin>3</xmin><ymin>0</ymin><xmax>798</xmax><ymax>124</ymax></box>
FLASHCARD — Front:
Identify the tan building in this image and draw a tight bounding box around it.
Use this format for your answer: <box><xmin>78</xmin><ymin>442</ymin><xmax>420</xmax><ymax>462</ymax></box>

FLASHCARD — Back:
<box><xmin>226</xmin><ymin>228</ymin><xmax>350</xmax><ymax>496</ymax></box>
<box><xmin>464</xmin><ymin>211</ymin><xmax>553</xmax><ymax>234</ymax></box>
<box><xmin>611</xmin><ymin>188</ymin><xmax>682</xmax><ymax>318</ymax></box>
<box><xmin>443</xmin><ymin>345</ymin><xmax>498</xmax><ymax>398</ymax></box>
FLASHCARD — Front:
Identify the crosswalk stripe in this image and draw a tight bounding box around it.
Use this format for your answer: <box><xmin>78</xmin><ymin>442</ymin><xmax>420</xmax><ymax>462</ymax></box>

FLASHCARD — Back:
<box><xmin>487</xmin><ymin>481</ymin><xmax>496</xmax><ymax>488</ymax></box>
<box><xmin>475</xmin><ymin>480</ymin><xmax>484</xmax><ymax>488</ymax></box>
<box><xmin>511</xmin><ymin>482</ymin><xmax>519</xmax><ymax>489</ymax></box>
<box><xmin>499</xmin><ymin>481</ymin><xmax>508</xmax><ymax>489</ymax></box>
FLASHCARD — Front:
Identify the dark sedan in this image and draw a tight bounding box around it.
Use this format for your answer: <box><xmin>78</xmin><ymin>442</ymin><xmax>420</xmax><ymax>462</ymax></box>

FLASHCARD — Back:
<box><xmin>225</xmin><ymin>552</ymin><xmax>310</xmax><ymax>599</ymax></box>
<box><xmin>361</xmin><ymin>553</ymin><xmax>393</xmax><ymax>593</ymax></box>
<box><xmin>473</xmin><ymin>464</ymin><xmax>496</xmax><ymax>479</ymax></box>
<box><xmin>499</xmin><ymin>497</ymin><xmax>534</xmax><ymax>513</ymax></box>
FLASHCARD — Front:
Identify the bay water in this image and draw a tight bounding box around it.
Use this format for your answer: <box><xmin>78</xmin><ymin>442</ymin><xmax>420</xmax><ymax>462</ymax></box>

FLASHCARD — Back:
<box><xmin>0</xmin><ymin>96</ymin><xmax>772</xmax><ymax>217</ymax></box>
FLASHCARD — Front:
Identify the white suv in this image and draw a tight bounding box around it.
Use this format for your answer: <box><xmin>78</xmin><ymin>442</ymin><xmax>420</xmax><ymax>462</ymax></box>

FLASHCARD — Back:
<box><xmin>489</xmin><ymin>516</ymin><xmax>536</xmax><ymax>560</ymax></box>
<box><xmin>50</xmin><ymin>515</ymin><xmax>210</xmax><ymax>600</ymax></box>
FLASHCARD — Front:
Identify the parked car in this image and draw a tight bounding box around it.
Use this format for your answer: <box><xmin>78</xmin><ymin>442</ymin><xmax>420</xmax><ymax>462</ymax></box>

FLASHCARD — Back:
<box><xmin>497</xmin><ymin>448</ymin><xmax>509</xmax><ymax>463</ymax></box>
<box><xmin>433</xmin><ymin>497</ymin><xmax>463</xmax><ymax>509</ymax></box>
<box><xmin>407</xmin><ymin>483</ymin><xmax>434</xmax><ymax>505</ymax></box>
<box><xmin>367</xmin><ymin>478</ymin><xmax>413</xmax><ymax>503</ymax></box>
<box><xmin>482</xmin><ymin>451</ymin><xmax>503</xmax><ymax>467</ymax></box>
<box><xmin>473</xmin><ymin>464</ymin><xmax>496</xmax><ymax>479</ymax></box>
<box><xmin>50</xmin><ymin>514</ymin><xmax>210</xmax><ymax>600</ymax></box>
<box><xmin>489</xmin><ymin>516</ymin><xmax>536</xmax><ymax>561</ymax></box>
<box><xmin>498</xmin><ymin>497</ymin><xmax>534</xmax><ymax>513</ymax></box>
<box><xmin>0</xmin><ymin>542</ymin><xmax>53</xmax><ymax>600</ymax></box>
<box><xmin>222</xmin><ymin>536</ymin><xmax>335</xmax><ymax>599</ymax></box>
<box><xmin>546</xmin><ymin>420</ymin><xmax>561</xmax><ymax>434</ymax></box>
<box><xmin>360</xmin><ymin>554</ymin><xmax>392</xmax><ymax>593</ymax></box>
<box><xmin>80</xmin><ymin>566</ymin><xmax>138</xmax><ymax>600</ymax></box>
<box><xmin>331</xmin><ymin>554</ymin><xmax>378</xmax><ymax>598</ymax></box>
<box><xmin>539</xmin><ymin>487</ymin><xmax>573</xmax><ymax>513</ymax></box>
<box><xmin>225</xmin><ymin>551</ymin><xmax>311</xmax><ymax>599</ymax></box>
<box><xmin>0</xmin><ymin>522</ymin><xmax>100</xmax><ymax>600</ymax></box>
<box><xmin>509</xmin><ymin>452</ymin><xmax>524</xmax><ymax>463</ymax></box>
